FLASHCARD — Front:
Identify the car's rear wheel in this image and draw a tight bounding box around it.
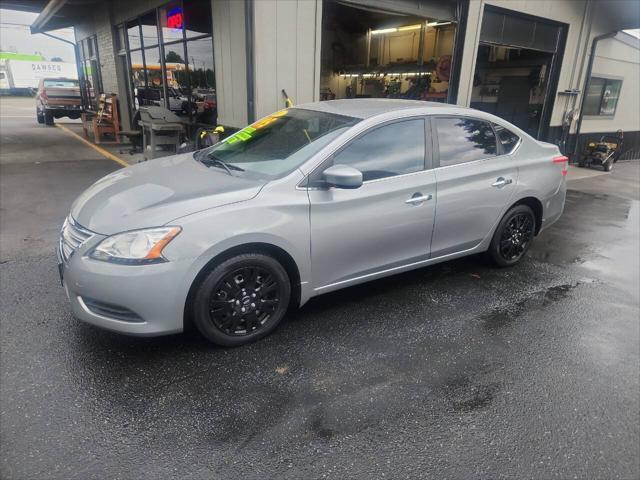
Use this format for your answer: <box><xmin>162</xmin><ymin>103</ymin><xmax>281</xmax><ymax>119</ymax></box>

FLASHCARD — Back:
<box><xmin>36</xmin><ymin>108</ymin><xmax>44</xmax><ymax>124</ymax></box>
<box><xmin>193</xmin><ymin>253</ymin><xmax>291</xmax><ymax>346</ymax></box>
<box><xmin>487</xmin><ymin>204</ymin><xmax>536</xmax><ymax>267</ymax></box>
<box><xmin>44</xmin><ymin>110</ymin><xmax>54</xmax><ymax>126</ymax></box>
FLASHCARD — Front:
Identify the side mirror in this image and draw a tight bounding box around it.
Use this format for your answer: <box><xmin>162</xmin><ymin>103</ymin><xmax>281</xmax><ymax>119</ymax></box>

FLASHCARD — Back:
<box><xmin>322</xmin><ymin>164</ymin><xmax>363</xmax><ymax>189</ymax></box>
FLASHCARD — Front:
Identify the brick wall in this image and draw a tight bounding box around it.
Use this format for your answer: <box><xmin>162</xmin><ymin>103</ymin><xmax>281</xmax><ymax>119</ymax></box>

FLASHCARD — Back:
<box><xmin>93</xmin><ymin>3</ymin><xmax>118</xmax><ymax>95</ymax></box>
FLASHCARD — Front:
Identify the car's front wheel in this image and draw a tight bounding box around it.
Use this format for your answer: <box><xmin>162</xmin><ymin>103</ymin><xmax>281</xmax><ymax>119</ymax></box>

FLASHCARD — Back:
<box><xmin>487</xmin><ymin>204</ymin><xmax>536</xmax><ymax>267</ymax></box>
<box><xmin>193</xmin><ymin>253</ymin><xmax>291</xmax><ymax>346</ymax></box>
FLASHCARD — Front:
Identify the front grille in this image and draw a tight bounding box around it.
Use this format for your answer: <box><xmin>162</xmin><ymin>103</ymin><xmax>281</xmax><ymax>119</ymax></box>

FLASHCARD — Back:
<box><xmin>81</xmin><ymin>297</ymin><xmax>144</xmax><ymax>323</ymax></box>
<box><xmin>59</xmin><ymin>216</ymin><xmax>94</xmax><ymax>262</ymax></box>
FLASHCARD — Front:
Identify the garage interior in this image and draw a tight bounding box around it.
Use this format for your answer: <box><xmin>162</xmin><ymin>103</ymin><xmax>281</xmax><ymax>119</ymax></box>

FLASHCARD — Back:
<box><xmin>471</xmin><ymin>45</ymin><xmax>553</xmax><ymax>137</ymax></box>
<box><xmin>470</xmin><ymin>7</ymin><xmax>565</xmax><ymax>139</ymax></box>
<box><xmin>320</xmin><ymin>1</ymin><xmax>458</xmax><ymax>103</ymax></box>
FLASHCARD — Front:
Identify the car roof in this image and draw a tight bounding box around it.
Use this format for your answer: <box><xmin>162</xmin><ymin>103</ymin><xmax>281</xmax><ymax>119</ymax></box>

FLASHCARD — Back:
<box><xmin>295</xmin><ymin>98</ymin><xmax>457</xmax><ymax>119</ymax></box>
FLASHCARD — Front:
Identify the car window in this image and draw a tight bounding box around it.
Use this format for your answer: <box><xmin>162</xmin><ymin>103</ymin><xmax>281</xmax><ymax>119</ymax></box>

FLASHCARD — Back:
<box><xmin>436</xmin><ymin>117</ymin><xmax>497</xmax><ymax>167</ymax></box>
<box><xmin>330</xmin><ymin>118</ymin><xmax>426</xmax><ymax>182</ymax></box>
<box><xmin>493</xmin><ymin>124</ymin><xmax>520</xmax><ymax>154</ymax></box>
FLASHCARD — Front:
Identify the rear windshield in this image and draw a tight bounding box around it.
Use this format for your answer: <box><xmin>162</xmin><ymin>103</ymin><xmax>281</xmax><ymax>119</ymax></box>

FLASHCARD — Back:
<box><xmin>44</xmin><ymin>79</ymin><xmax>78</xmax><ymax>88</ymax></box>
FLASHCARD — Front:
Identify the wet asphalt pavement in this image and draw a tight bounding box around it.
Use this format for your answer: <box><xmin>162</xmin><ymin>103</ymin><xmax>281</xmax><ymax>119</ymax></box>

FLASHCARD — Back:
<box><xmin>1</xmin><ymin>97</ymin><xmax>639</xmax><ymax>479</ymax></box>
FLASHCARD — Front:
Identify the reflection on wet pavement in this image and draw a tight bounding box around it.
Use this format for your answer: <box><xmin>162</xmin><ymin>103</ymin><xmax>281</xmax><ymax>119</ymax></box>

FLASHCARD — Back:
<box><xmin>1</xmin><ymin>157</ymin><xmax>638</xmax><ymax>479</ymax></box>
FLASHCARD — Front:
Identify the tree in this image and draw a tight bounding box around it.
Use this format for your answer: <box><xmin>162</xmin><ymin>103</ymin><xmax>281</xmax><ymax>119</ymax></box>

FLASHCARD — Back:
<box><xmin>164</xmin><ymin>51</ymin><xmax>184</xmax><ymax>63</ymax></box>
<box><xmin>50</xmin><ymin>57</ymin><xmax>64</xmax><ymax>62</ymax></box>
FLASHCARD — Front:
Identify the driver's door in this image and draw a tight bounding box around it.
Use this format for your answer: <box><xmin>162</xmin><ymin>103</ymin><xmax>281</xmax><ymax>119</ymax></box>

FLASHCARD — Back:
<box><xmin>307</xmin><ymin>117</ymin><xmax>436</xmax><ymax>291</ymax></box>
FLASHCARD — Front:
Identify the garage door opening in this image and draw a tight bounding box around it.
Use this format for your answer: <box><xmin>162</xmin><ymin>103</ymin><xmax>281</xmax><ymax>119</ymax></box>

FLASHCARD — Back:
<box><xmin>471</xmin><ymin>45</ymin><xmax>554</xmax><ymax>138</ymax></box>
<box><xmin>470</xmin><ymin>6</ymin><xmax>567</xmax><ymax>139</ymax></box>
<box><xmin>320</xmin><ymin>1</ymin><xmax>459</xmax><ymax>103</ymax></box>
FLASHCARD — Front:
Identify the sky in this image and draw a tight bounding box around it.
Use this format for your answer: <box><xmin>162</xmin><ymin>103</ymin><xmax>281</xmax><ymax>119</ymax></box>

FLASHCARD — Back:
<box><xmin>0</xmin><ymin>9</ymin><xmax>75</xmax><ymax>62</ymax></box>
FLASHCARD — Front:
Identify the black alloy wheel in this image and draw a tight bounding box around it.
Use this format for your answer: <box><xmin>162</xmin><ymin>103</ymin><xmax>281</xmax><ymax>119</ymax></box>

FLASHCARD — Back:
<box><xmin>210</xmin><ymin>266</ymin><xmax>281</xmax><ymax>335</ymax></box>
<box><xmin>488</xmin><ymin>204</ymin><xmax>536</xmax><ymax>267</ymax></box>
<box><xmin>193</xmin><ymin>253</ymin><xmax>290</xmax><ymax>346</ymax></box>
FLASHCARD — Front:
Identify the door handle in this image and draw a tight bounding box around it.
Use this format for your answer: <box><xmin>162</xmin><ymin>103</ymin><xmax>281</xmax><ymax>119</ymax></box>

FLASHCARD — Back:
<box><xmin>405</xmin><ymin>193</ymin><xmax>432</xmax><ymax>205</ymax></box>
<box><xmin>492</xmin><ymin>177</ymin><xmax>513</xmax><ymax>188</ymax></box>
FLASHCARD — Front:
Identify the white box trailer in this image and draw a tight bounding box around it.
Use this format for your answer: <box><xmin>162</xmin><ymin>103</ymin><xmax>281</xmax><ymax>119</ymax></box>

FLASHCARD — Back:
<box><xmin>0</xmin><ymin>60</ymin><xmax>78</xmax><ymax>95</ymax></box>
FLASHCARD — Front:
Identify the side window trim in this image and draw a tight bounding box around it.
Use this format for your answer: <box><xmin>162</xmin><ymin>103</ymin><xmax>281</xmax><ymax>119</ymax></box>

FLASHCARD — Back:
<box><xmin>432</xmin><ymin>115</ymin><xmax>500</xmax><ymax>169</ymax></box>
<box><xmin>492</xmin><ymin>122</ymin><xmax>522</xmax><ymax>156</ymax></box>
<box><xmin>491</xmin><ymin>122</ymin><xmax>506</xmax><ymax>156</ymax></box>
<box><xmin>304</xmin><ymin>116</ymin><xmax>431</xmax><ymax>189</ymax></box>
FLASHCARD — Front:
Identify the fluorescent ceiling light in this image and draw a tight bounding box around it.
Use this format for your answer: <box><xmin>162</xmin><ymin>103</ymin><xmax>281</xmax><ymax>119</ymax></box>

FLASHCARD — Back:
<box><xmin>398</xmin><ymin>24</ymin><xmax>422</xmax><ymax>31</ymax></box>
<box><xmin>427</xmin><ymin>21</ymin><xmax>452</xmax><ymax>27</ymax></box>
<box><xmin>372</xmin><ymin>24</ymin><xmax>423</xmax><ymax>34</ymax></box>
<box><xmin>371</xmin><ymin>28</ymin><xmax>397</xmax><ymax>35</ymax></box>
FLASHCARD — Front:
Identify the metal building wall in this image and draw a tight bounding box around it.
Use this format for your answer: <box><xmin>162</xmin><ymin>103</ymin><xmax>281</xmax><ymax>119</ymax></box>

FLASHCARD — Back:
<box><xmin>582</xmin><ymin>35</ymin><xmax>640</xmax><ymax>134</ymax></box>
<box><xmin>252</xmin><ymin>0</ymin><xmax>322</xmax><ymax>120</ymax></box>
<box><xmin>212</xmin><ymin>0</ymin><xmax>249</xmax><ymax>128</ymax></box>
<box><xmin>457</xmin><ymin>0</ymin><xmax>636</xmax><ymax>137</ymax></box>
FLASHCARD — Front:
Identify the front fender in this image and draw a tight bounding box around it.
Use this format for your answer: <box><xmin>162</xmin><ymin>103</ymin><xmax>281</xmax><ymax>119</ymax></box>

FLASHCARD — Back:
<box><xmin>161</xmin><ymin>182</ymin><xmax>312</xmax><ymax>327</ymax></box>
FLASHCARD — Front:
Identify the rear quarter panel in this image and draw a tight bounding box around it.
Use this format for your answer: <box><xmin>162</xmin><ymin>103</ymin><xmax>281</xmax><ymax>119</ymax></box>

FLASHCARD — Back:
<box><xmin>513</xmin><ymin>138</ymin><xmax>565</xmax><ymax>224</ymax></box>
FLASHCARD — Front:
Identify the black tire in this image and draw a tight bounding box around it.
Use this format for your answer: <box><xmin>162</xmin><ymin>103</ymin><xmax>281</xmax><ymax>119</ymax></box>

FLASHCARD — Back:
<box><xmin>487</xmin><ymin>204</ymin><xmax>536</xmax><ymax>267</ymax></box>
<box><xmin>36</xmin><ymin>108</ymin><xmax>44</xmax><ymax>124</ymax></box>
<box><xmin>604</xmin><ymin>159</ymin><xmax>613</xmax><ymax>172</ymax></box>
<box><xmin>44</xmin><ymin>110</ymin><xmax>54</xmax><ymax>126</ymax></box>
<box><xmin>192</xmin><ymin>253</ymin><xmax>291</xmax><ymax>347</ymax></box>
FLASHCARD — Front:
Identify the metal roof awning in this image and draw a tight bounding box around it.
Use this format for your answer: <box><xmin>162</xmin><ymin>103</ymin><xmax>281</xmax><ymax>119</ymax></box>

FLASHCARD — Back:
<box><xmin>0</xmin><ymin>0</ymin><xmax>100</xmax><ymax>33</ymax></box>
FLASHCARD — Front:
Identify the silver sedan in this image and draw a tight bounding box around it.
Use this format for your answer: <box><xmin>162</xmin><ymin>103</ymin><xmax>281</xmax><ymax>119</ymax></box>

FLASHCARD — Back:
<box><xmin>58</xmin><ymin>99</ymin><xmax>567</xmax><ymax>346</ymax></box>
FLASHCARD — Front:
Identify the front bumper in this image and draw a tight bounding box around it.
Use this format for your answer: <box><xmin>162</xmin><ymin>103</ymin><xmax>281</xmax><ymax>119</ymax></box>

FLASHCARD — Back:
<box><xmin>58</xmin><ymin>235</ymin><xmax>191</xmax><ymax>336</ymax></box>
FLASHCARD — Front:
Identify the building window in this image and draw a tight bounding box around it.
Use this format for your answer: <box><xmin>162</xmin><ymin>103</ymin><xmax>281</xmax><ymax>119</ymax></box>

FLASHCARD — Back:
<box><xmin>78</xmin><ymin>35</ymin><xmax>103</xmax><ymax>109</ymax></box>
<box><xmin>583</xmin><ymin>77</ymin><xmax>622</xmax><ymax>116</ymax></box>
<box><xmin>119</xmin><ymin>0</ymin><xmax>216</xmax><ymax>125</ymax></box>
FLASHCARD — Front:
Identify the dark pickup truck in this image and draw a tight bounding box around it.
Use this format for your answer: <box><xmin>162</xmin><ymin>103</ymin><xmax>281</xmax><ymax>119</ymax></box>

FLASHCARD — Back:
<box><xmin>36</xmin><ymin>78</ymin><xmax>82</xmax><ymax>126</ymax></box>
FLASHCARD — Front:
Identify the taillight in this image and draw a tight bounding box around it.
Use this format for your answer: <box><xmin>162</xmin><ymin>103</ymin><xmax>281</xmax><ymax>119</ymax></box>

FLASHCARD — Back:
<box><xmin>41</xmin><ymin>89</ymin><xmax>48</xmax><ymax>100</ymax></box>
<box><xmin>553</xmin><ymin>155</ymin><xmax>569</xmax><ymax>177</ymax></box>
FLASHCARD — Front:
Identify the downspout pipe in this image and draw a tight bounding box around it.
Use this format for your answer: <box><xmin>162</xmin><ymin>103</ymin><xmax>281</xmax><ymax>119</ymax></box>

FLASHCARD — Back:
<box><xmin>572</xmin><ymin>31</ymin><xmax>617</xmax><ymax>159</ymax></box>
<box><xmin>244</xmin><ymin>0</ymin><xmax>255</xmax><ymax>123</ymax></box>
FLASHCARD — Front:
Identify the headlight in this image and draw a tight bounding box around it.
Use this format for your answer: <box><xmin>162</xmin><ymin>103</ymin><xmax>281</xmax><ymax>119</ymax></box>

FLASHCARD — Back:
<box><xmin>89</xmin><ymin>226</ymin><xmax>181</xmax><ymax>264</ymax></box>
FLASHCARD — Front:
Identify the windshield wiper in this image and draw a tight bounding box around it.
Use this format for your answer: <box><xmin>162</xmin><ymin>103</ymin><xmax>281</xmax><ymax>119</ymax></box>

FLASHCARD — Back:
<box><xmin>199</xmin><ymin>154</ymin><xmax>245</xmax><ymax>175</ymax></box>
<box><xmin>206</xmin><ymin>158</ymin><xmax>234</xmax><ymax>176</ymax></box>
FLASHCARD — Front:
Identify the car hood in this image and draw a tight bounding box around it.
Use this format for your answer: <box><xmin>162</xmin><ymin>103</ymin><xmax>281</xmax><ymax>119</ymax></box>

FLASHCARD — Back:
<box><xmin>71</xmin><ymin>153</ymin><xmax>264</xmax><ymax>234</ymax></box>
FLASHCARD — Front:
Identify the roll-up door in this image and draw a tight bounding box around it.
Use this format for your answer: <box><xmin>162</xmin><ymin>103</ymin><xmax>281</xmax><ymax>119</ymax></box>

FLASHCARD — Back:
<box><xmin>338</xmin><ymin>0</ymin><xmax>457</xmax><ymax>22</ymax></box>
<box><xmin>480</xmin><ymin>9</ymin><xmax>561</xmax><ymax>53</ymax></box>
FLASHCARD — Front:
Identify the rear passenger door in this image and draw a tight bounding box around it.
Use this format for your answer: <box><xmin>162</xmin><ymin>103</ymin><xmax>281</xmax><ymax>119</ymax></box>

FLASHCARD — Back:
<box><xmin>431</xmin><ymin>116</ymin><xmax>519</xmax><ymax>257</ymax></box>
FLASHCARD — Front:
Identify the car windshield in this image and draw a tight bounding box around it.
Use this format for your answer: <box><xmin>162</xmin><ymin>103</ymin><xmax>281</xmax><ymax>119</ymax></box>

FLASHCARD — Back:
<box><xmin>201</xmin><ymin>108</ymin><xmax>359</xmax><ymax>179</ymax></box>
<box><xmin>44</xmin><ymin>80</ymin><xmax>78</xmax><ymax>88</ymax></box>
